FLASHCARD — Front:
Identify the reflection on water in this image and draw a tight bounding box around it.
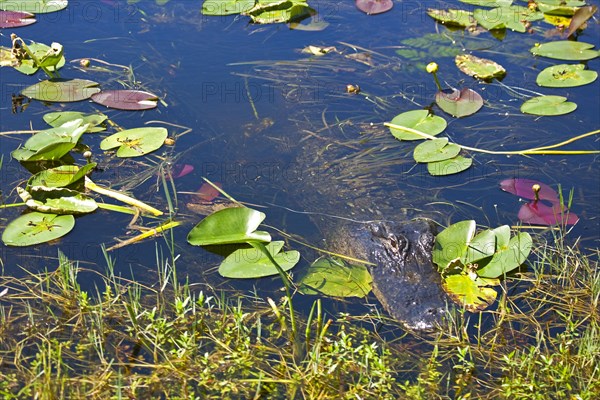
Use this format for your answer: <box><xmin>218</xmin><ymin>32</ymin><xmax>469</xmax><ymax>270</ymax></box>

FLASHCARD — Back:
<box><xmin>1</xmin><ymin>1</ymin><xmax>598</xmax><ymax>302</ymax></box>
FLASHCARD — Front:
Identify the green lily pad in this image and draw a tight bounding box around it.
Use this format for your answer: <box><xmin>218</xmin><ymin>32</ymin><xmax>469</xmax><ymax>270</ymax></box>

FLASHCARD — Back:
<box><xmin>426</xmin><ymin>8</ymin><xmax>475</xmax><ymax>27</ymax></box>
<box><xmin>459</xmin><ymin>0</ymin><xmax>512</xmax><ymax>7</ymax></box>
<box><xmin>455</xmin><ymin>54</ymin><xmax>506</xmax><ymax>81</ymax></box>
<box><xmin>474</xmin><ymin>6</ymin><xmax>543</xmax><ymax>32</ymax></box>
<box><xmin>43</xmin><ymin>111</ymin><xmax>107</xmax><ymax>133</ymax></box>
<box><xmin>521</xmin><ymin>95</ymin><xmax>578</xmax><ymax>116</ymax></box>
<box><xmin>414</xmin><ymin>138</ymin><xmax>461</xmax><ymax>163</ymax></box>
<box><xmin>202</xmin><ymin>0</ymin><xmax>255</xmax><ymax>15</ymax></box>
<box><xmin>476</xmin><ymin>232</ymin><xmax>532</xmax><ymax>278</ymax></box>
<box><xmin>536</xmin><ymin>64</ymin><xmax>598</xmax><ymax>88</ymax></box>
<box><xmin>11</xmin><ymin>120</ymin><xmax>87</xmax><ymax>162</ymax></box>
<box><xmin>2</xmin><ymin>212</ymin><xmax>75</xmax><ymax>247</ymax></box>
<box><xmin>388</xmin><ymin>110</ymin><xmax>447</xmax><ymax>141</ymax></box>
<box><xmin>243</xmin><ymin>0</ymin><xmax>314</xmax><ymax>24</ymax></box>
<box><xmin>21</xmin><ymin>79</ymin><xmax>100</xmax><ymax>102</ymax></box>
<box><xmin>537</xmin><ymin>0</ymin><xmax>585</xmax><ymax>16</ymax></box>
<box><xmin>462</xmin><ymin>228</ymin><xmax>496</xmax><ymax>266</ymax></box>
<box><xmin>442</xmin><ymin>272</ymin><xmax>499</xmax><ymax>312</ymax></box>
<box><xmin>28</xmin><ymin>164</ymin><xmax>96</xmax><ymax>188</ymax></box>
<box><xmin>435</xmin><ymin>88</ymin><xmax>484</xmax><ymax>117</ymax></box>
<box><xmin>427</xmin><ymin>155</ymin><xmax>472</xmax><ymax>176</ymax></box>
<box><xmin>100</xmin><ymin>127</ymin><xmax>168</xmax><ymax>158</ymax></box>
<box><xmin>18</xmin><ymin>186</ymin><xmax>98</xmax><ymax>215</ymax></box>
<box><xmin>298</xmin><ymin>257</ymin><xmax>372</xmax><ymax>298</ymax></box>
<box><xmin>531</xmin><ymin>41</ymin><xmax>599</xmax><ymax>61</ymax></box>
<box><xmin>0</xmin><ymin>0</ymin><xmax>68</xmax><ymax>14</ymax></box>
<box><xmin>187</xmin><ymin>207</ymin><xmax>271</xmax><ymax>246</ymax></box>
<box><xmin>433</xmin><ymin>220</ymin><xmax>476</xmax><ymax>272</ymax></box>
<box><xmin>218</xmin><ymin>241</ymin><xmax>300</xmax><ymax>278</ymax></box>
<box><xmin>11</xmin><ymin>42</ymin><xmax>65</xmax><ymax>75</ymax></box>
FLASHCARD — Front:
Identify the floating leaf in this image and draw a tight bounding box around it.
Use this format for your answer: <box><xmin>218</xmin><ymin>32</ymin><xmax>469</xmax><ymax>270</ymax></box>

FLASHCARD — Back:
<box><xmin>43</xmin><ymin>111</ymin><xmax>107</xmax><ymax>132</ymax></box>
<box><xmin>201</xmin><ymin>0</ymin><xmax>255</xmax><ymax>15</ymax></box>
<box><xmin>22</xmin><ymin>79</ymin><xmax>100</xmax><ymax>102</ymax></box>
<box><xmin>442</xmin><ymin>272</ymin><xmax>498</xmax><ymax>312</ymax></box>
<box><xmin>10</xmin><ymin>42</ymin><xmax>66</xmax><ymax>75</ymax></box>
<box><xmin>518</xmin><ymin>202</ymin><xmax>579</xmax><ymax>226</ymax></box>
<box><xmin>0</xmin><ymin>0</ymin><xmax>68</xmax><ymax>14</ymax></box>
<box><xmin>218</xmin><ymin>241</ymin><xmax>300</xmax><ymax>278</ymax></box>
<box><xmin>389</xmin><ymin>110</ymin><xmax>447</xmax><ymax>141</ymax></box>
<box><xmin>355</xmin><ymin>0</ymin><xmax>393</xmax><ymax>15</ymax></box>
<box><xmin>531</xmin><ymin>40</ymin><xmax>599</xmax><ymax>61</ymax></box>
<box><xmin>567</xmin><ymin>5</ymin><xmax>597</xmax><ymax>37</ymax></box>
<box><xmin>2</xmin><ymin>212</ymin><xmax>75</xmax><ymax>247</ymax></box>
<box><xmin>168</xmin><ymin>164</ymin><xmax>194</xmax><ymax>179</ymax></box>
<box><xmin>18</xmin><ymin>186</ymin><xmax>97</xmax><ymax>214</ymax></box>
<box><xmin>476</xmin><ymin>232</ymin><xmax>532</xmax><ymax>278</ymax></box>
<box><xmin>521</xmin><ymin>95</ymin><xmax>577</xmax><ymax>116</ymax></box>
<box><xmin>301</xmin><ymin>45</ymin><xmax>336</xmax><ymax>56</ymax></box>
<box><xmin>459</xmin><ymin>0</ymin><xmax>512</xmax><ymax>7</ymax></box>
<box><xmin>28</xmin><ymin>164</ymin><xmax>95</xmax><ymax>188</ymax></box>
<box><xmin>537</xmin><ymin>0</ymin><xmax>585</xmax><ymax>16</ymax></box>
<box><xmin>100</xmin><ymin>127</ymin><xmax>168</xmax><ymax>158</ymax></box>
<box><xmin>536</xmin><ymin>64</ymin><xmax>597</xmax><ymax>88</ymax></box>
<box><xmin>243</xmin><ymin>0</ymin><xmax>314</xmax><ymax>24</ymax></box>
<box><xmin>91</xmin><ymin>90</ymin><xmax>159</xmax><ymax>111</ymax></box>
<box><xmin>11</xmin><ymin>120</ymin><xmax>87</xmax><ymax>162</ymax></box>
<box><xmin>187</xmin><ymin>207</ymin><xmax>271</xmax><ymax>246</ymax></box>
<box><xmin>433</xmin><ymin>220</ymin><xmax>476</xmax><ymax>272</ymax></box>
<box><xmin>195</xmin><ymin>182</ymin><xmax>222</xmax><ymax>202</ymax></box>
<box><xmin>427</xmin><ymin>8</ymin><xmax>475</xmax><ymax>27</ymax></box>
<box><xmin>298</xmin><ymin>257</ymin><xmax>372</xmax><ymax>298</ymax></box>
<box><xmin>414</xmin><ymin>138</ymin><xmax>461</xmax><ymax>163</ymax></box>
<box><xmin>0</xmin><ymin>10</ymin><xmax>35</xmax><ymax>28</ymax></box>
<box><xmin>427</xmin><ymin>155</ymin><xmax>472</xmax><ymax>176</ymax></box>
<box><xmin>500</xmin><ymin>178</ymin><xmax>560</xmax><ymax>203</ymax></box>
<box><xmin>435</xmin><ymin>88</ymin><xmax>483</xmax><ymax>117</ymax></box>
<box><xmin>462</xmin><ymin>228</ymin><xmax>497</xmax><ymax>266</ymax></box>
<box><xmin>455</xmin><ymin>54</ymin><xmax>506</xmax><ymax>81</ymax></box>
<box><xmin>474</xmin><ymin>6</ymin><xmax>542</xmax><ymax>33</ymax></box>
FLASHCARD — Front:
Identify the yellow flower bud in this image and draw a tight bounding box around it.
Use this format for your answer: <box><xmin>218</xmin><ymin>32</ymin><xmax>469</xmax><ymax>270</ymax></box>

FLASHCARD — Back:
<box><xmin>426</xmin><ymin>62</ymin><xmax>439</xmax><ymax>74</ymax></box>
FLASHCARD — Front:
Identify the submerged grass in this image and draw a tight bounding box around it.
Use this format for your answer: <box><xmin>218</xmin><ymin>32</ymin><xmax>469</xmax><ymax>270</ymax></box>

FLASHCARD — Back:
<box><xmin>0</xmin><ymin>230</ymin><xmax>598</xmax><ymax>399</ymax></box>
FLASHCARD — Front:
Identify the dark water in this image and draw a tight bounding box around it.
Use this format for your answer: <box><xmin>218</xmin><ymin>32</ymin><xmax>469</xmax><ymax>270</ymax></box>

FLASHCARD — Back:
<box><xmin>1</xmin><ymin>1</ymin><xmax>599</xmax><ymax>314</ymax></box>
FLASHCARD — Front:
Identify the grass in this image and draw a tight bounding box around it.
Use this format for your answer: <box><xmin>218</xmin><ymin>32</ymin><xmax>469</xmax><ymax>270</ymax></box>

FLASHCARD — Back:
<box><xmin>0</xmin><ymin>229</ymin><xmax>598</xmax><ymax>399</ymax></box>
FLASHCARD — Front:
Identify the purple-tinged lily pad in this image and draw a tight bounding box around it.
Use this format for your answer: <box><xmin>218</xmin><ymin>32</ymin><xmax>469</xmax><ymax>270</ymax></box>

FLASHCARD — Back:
<box><xmin>518</xmin><ymin>202</ymin><xmax>579</xmax><ymax>226</ymax></box>
<box><xmin>0</xmin><ymin>10</ymin><xmax>35</xmax><ymax>28</ymax></box>
<box><xmin>91</xmin><ymin>90</ymin><xmax>159</xmax><ymax>111</ymax></box>
<box><xmin>435</xmin><ymin>88</ymin><xmax>483</xmax><ymax>118</ymax></box>
<box><xmin>21</xmin><ymin>79</ymin><xmax>100</xmax><ymax>102</ymax></box>
<box><xmin>500</xmin><ymin>178</ymin><xmax>560</xmax><ymax>204</ymax></box>
<box><xmin>355</xmin><ymin>0</ymin><xmax>393</xmax><ymax>15</ymax></box>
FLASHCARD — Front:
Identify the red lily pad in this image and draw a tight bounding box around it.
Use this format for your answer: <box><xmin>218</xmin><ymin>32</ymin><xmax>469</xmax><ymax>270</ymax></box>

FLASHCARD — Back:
<box><xmin>355</xmin><ymin>0</ymin><xmax>393</xmax><ymax>15</ymax></box>
<box><xmin>195</xmin><ymin>182</ymin><xmax>222</xmax><ymax>202</ymax></box>
<box><xmin>518</xmin><ymin>202</ymin><xmax>579</xmax><ymax>226</ymax></box>
<box><xmin>172</xmin><ymin>164</ymin><xmax>194</xmax><ymax>179</ymax></box>
<box><xmin>500</xmin><ymin>178</ymin><xmax>560</xmax><ymax>204</ymax></box>
<box><xmin>91</xmin><ymin>90</ymin><xmax>159</xmax><ymax>111</ymax></box>
<box><xmin>435</xmin><ymin>87</ymin><xmax>483</xmax><ymax>117</ymax></box>
<box><xmin>0</xmin><ymin>10</ymin><xmax>35</xmax><ymax>28</ymax></box>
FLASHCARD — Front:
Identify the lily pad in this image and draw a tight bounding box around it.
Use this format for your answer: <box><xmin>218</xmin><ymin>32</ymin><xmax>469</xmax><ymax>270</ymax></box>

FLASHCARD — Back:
<box><xmin>243</xmin><ymin>0</ymin><xmax>314</xmax><ymax>24</ymax></box>
<box><xmin>426</xmin><ymin>8</ymin><xmax>475</xmax><ymax>28</ymax></box>
<box><xmin>0</xmin><ymin>0</ymin><xmax>68</xmax><ymax>14</ymax></box>
<box><xmin>500</xmin><ymin>178</ymin><xmax>561</xmax><ymax>203</ymax></box>
<box><xmin>0</xmin><ymin>10</ymin><xmax>35</xmax><ymax>28</ymax></box>
<box><xmin>536</xmin><ymin>64</ymin><xmax>597</xmax><ymax>88</ymax></box>
<box><xmin>442</xmin><ymin>272</ymin><xmax>499</xmax><ymax>312</ymax></box>
<box><xmin>537</xmin><ymin>0</ymin><xmax>585</xmax><ymax>16</ymax></box>
<box><xmin>476</xmin><ymin>232</ymin><xmax>532</xmax><ymax>278</ymax></box>
<box><xmin>531</xmin><ymin>41</ymin><xmax>599</xmax><ymax>61</ymax></box>
<box><xmin>201</xmin><ymin>0</ymin><xmax>255</xmax><ymax>15</ymax></box>
<box><xmin>43</xmin><ymin>111</ymin><xmax>107</xmax><ymax>132</ymax></box>
<box><xmin>8</xmin><ymin>42</ymin><xmax>66</xmax><ymax>75</ymax></box>
<box><xmin>11</xmin><ymin>120</ymin><xmax>87</xmax><ymax>162</ymax></box>
<box><xmin>91</xmin><ymin>90</ymin><xmax>159</xmax><ymax>111</ymax></box>
<box><xmin>474</xmin><ymin>6</ymin><xmax>543</xmax><ymax>33</ymax></box>
<box><xmin>433</xmin><ymin>220</ymin><xmax>476</xmax><ymax>272</ymax></box>
<box><xmin>2</xmin><ymin>212</ymin><xmax>75</xmax><ymax>247</ymax></box>
<box><xmin>435</xmin><ymin>88</ymin><xmax>483</xmax><ymax>117</ymax></box>
<box><xmin>427</xmin><ymin>155</ymin><xmax>473</xmax><ymax>176</ymax></box>
<box><xmin>518</xmin><ymin>202</ymin><xmax>579</xmax><ymax>226</ymax></box>
<box><xmin>218</xmin><ymin>241</ymin><xmax>300</xmax><ymax>278</ymax></box>
<box><xmin>455</xmin><ymin>54</ymin><xmax>506</xmax><ymax>81</ymax></box>
<box><xmin>100</xmin><ymin>127</ymin><xmax>168</xmax><ymax>158</ymax></box>
<box><xmin>298</xmin><ymin>257</ymin><xmax>372</xmax><ymax>298</ymax></box>
<box><xmin>28</xmin><ymin>164</ymin><xmax>96</xmax><ymax>188</ymax></box>
<box><xmin>187</xmin><ymin>207</ymin><xmax>271</xmax><ymax>246</ymax></box>
<box><xmin>21</xmin><ymin>79</ymin><xmax>100</xmax><ymax>102</ymax></box>
<box><xmin>459</xmin><ymin>0</ymin><xmax>512</xmax><ymax>7</ymax></box>
<box><xmin>355</xmin><ymin>0</ymin><xmax>393</xmax><ymax>15</ymax></box>
<box><xmin>388</xmin><ymin>110</ymin><xmax>447</xmax><ymax>141</ymax></box>
<box><xmin>414</xmin><ymin>138</ymin><xmax>461</xmax><ymax>163</ymax></box>
<box><xmin>18</xmin><ymin>186</ymin><xmax>98</xmax><ymax>215</ymax></box>
<box><xmin>521</xmin><ymin>95</ymin><xmax>577</xmax><ymax>116</ymax></box>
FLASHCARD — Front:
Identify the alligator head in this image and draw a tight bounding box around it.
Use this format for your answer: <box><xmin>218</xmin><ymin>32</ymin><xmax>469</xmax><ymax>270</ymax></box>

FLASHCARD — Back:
<box><xmin>366</xmin><ymin>218</ymin><xmax>450</xmax><ymax>331</ymax></box>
